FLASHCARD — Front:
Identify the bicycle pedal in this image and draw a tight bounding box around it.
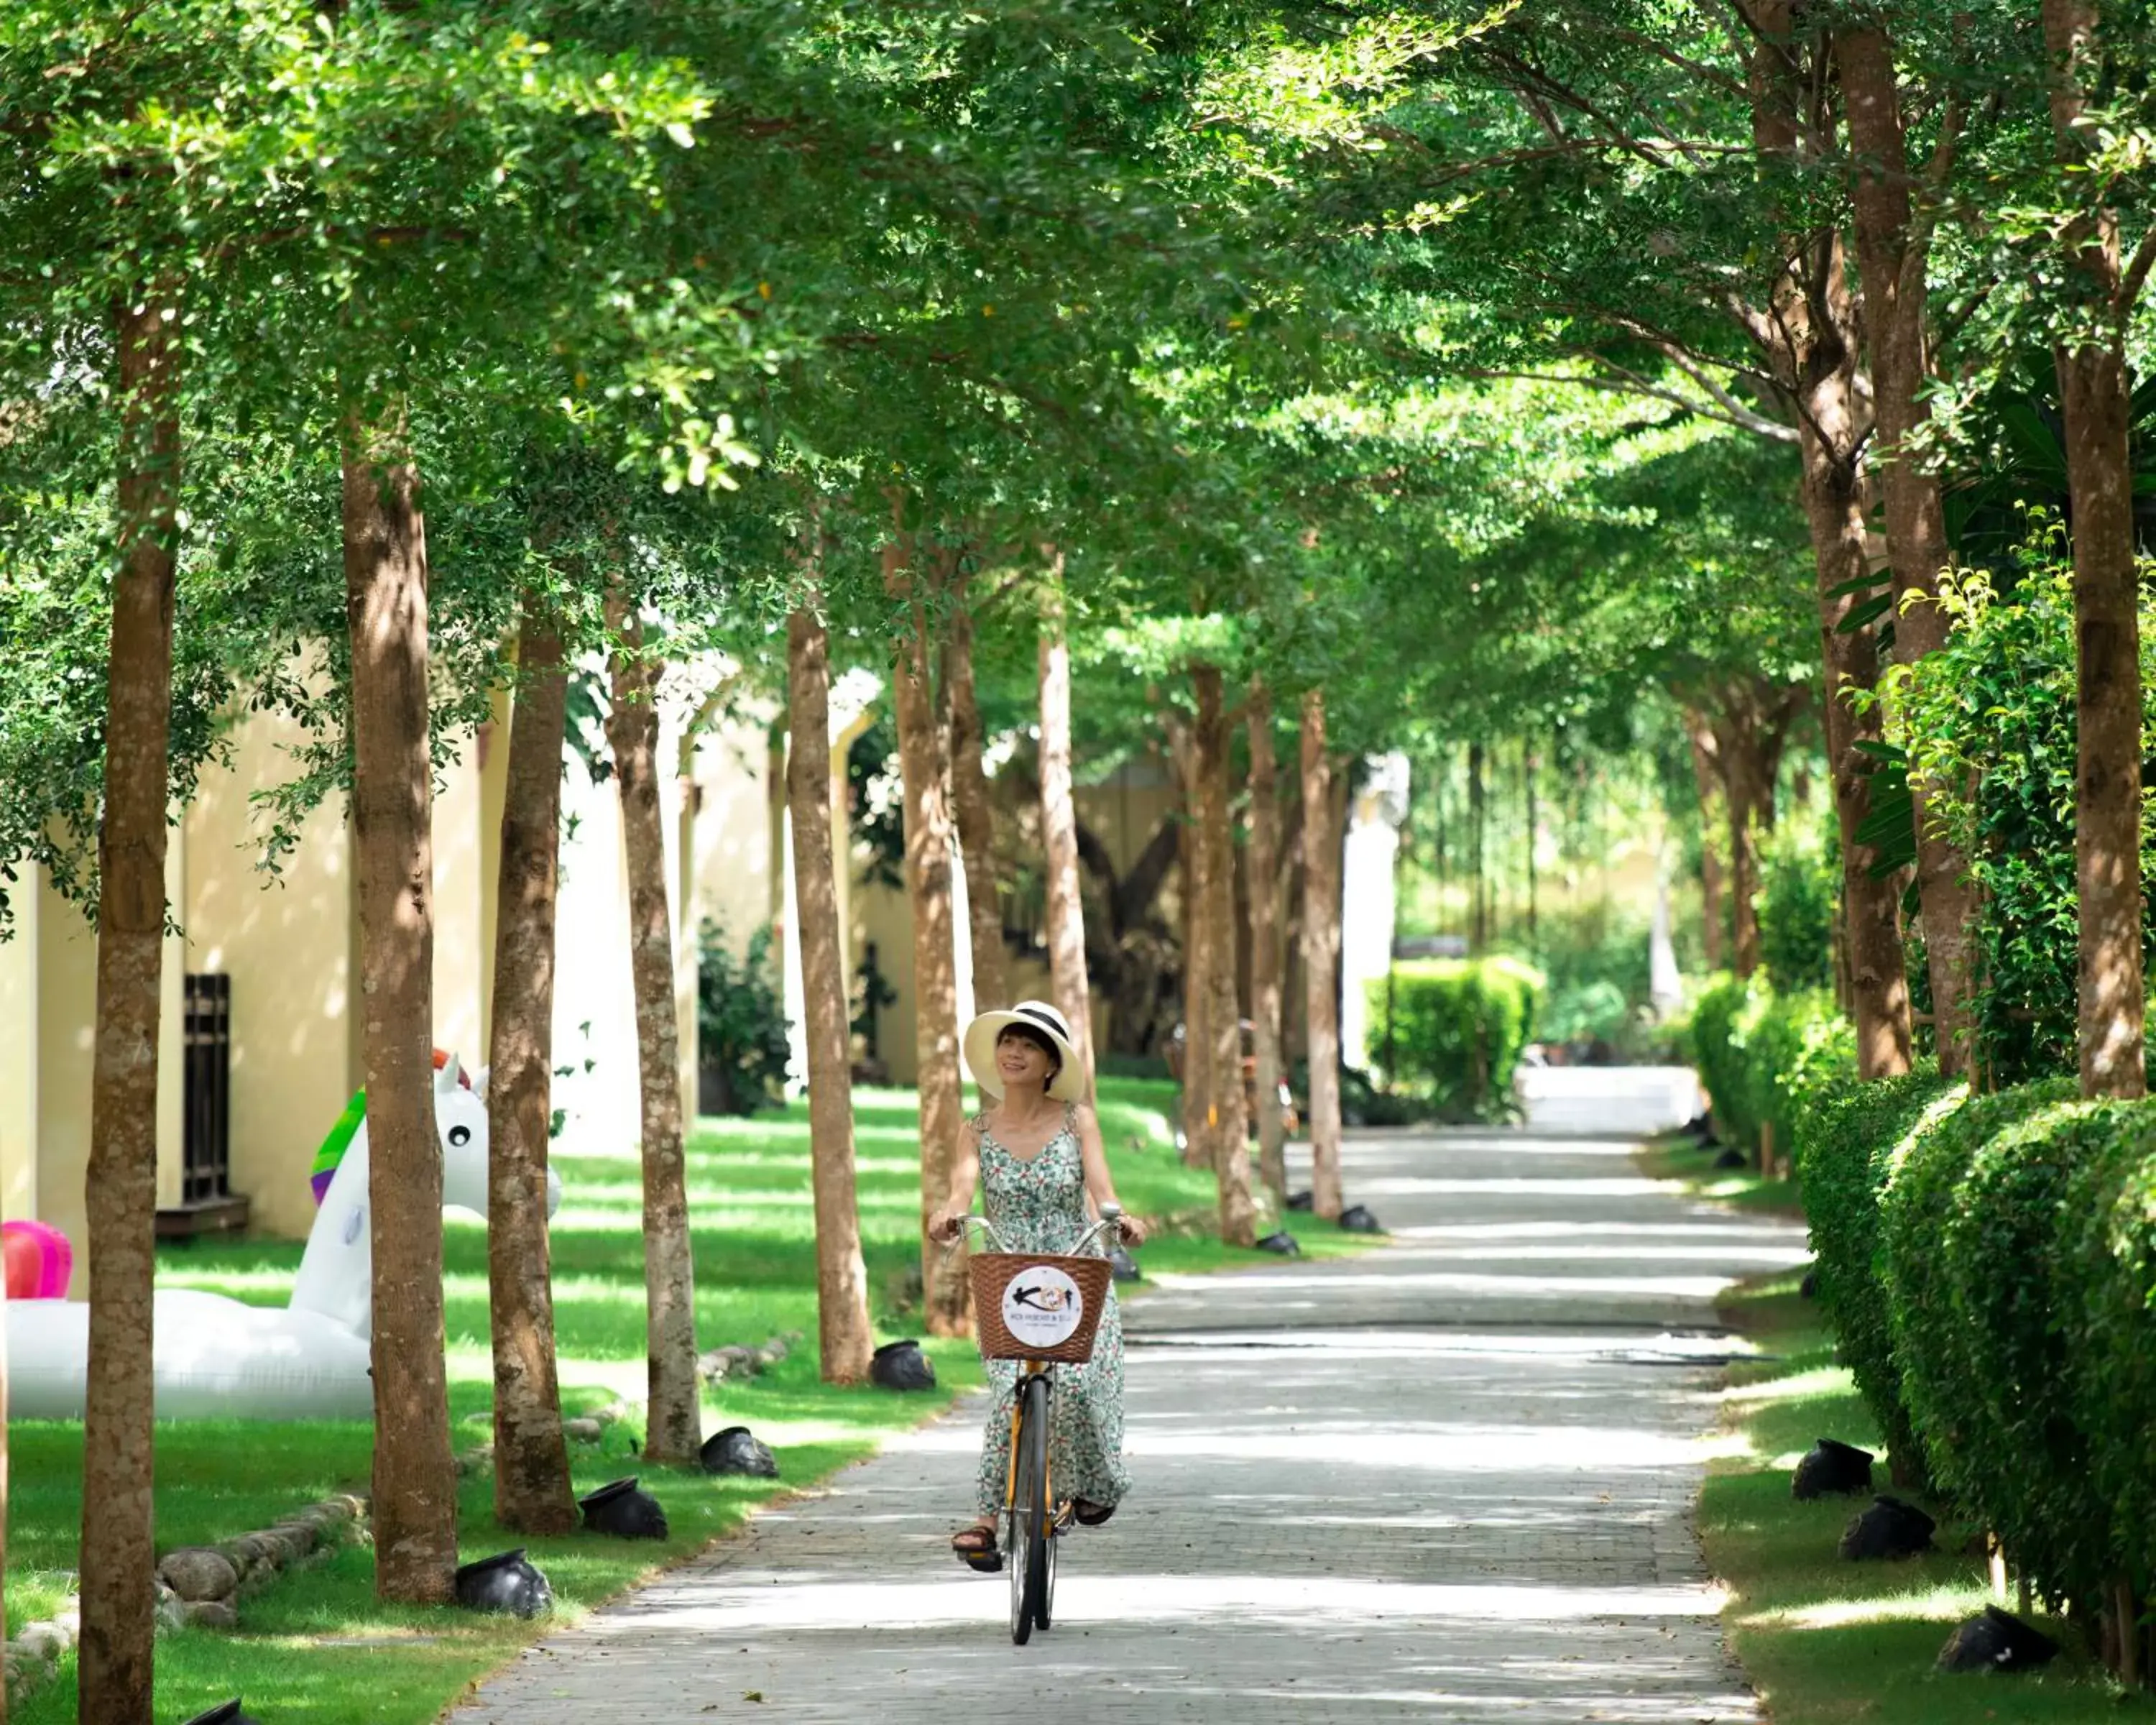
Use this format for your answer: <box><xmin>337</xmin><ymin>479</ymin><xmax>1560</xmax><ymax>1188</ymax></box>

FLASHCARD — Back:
<box><xmin>960</xmin><ymin>1550</ymin><xmax>1003</xmax><ymax>1574</ymax></box>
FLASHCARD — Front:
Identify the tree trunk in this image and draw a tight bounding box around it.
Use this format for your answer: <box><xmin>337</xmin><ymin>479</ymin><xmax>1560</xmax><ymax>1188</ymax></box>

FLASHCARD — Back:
<box><xmin>944</xmin><ymin>584</ymin><xmax>1008</xmax><ymax>1011</ymax></box>
<box><xmin>1742</xmin><ymin>5</ymin><xmax>1911</xmax><ymax>1076</ymax></box>
<box><xmin>788</xmin><ymin>600</ymin><xmax>875</xmax><ymax>1383</ymax></box>
<box><xmin>1247</xmin><ymin>680</ymin><xmax>1287</xmax><ymax>1202</ymax></box>
<box><xmin>342</xmin><ymin>416</ymin><xmax>456</xmax><ymax>1602</ymax></box>
<box><xmin>1838</xmin><ymin>21</ymin><xmax>1978</xmax><ymax>1076</ymax></box>
<box><xmin>604</xmin><ymin>592</ymin><xmax>702</xmax><ymax>1462</ymax></box>
<box><xmin>1301</xmin><ymin>691</ymin><xmax>1345</xmax><ymax>1220</ymax></box>
<box><xmin>1169</xmin><ymin>717</ymin><xmax>1212</xmax><ymax>1169</ymax></box>
<box><xmin>487</xmin><ymin>601</ymin><xmax>575</xmax><ymax>1534</ymax></box>
<box><xmin>1468</xmin><ymin>741</ymin><xmax>1488</xmax><ymax>952</ymax></box>
<box><xmin>2045</xmin><ymin>0</ymin><xmax>2147</xmax><ymax>1101</ymax></box>
<box><xmin>79</xmin><ymin>297</ymin><xmax>180</xmax><ymax>1722</ymax></box>
<box><xmin>1797</xmin><ymin>401</ymin><xmax>1915</xmax><ymax>1077</ymax></box>
<box><xmin>1194</xmin><ymin>667</ymin><xmax>1256</xmax><ymax>1245</ymax></box>
<box><xmin>1718</xmin><ymin>717</ymin><xmax>1770</xmax><ymax>980</ymax></box>
<box><xmin>1685</xmin><ymin>712</ymin><xmax>1728</xmax><ymax>972</ymax></box>
<box><xmin>1036</xmin><ymin>564</ymin><xmax>1095</xmax><ymax>1087</ymax></box>
<box><xmin>888</xmin><ymin>530</ymin><xmax>971</xmax><ymax>1335</ymax></box>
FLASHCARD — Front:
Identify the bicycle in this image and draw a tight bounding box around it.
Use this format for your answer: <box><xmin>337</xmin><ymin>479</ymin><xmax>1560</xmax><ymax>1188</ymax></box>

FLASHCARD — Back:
<box><xmin>954</xmin><ymin>1202</ymin><xmax>1129</xmax><ymax>1645</ymax></box>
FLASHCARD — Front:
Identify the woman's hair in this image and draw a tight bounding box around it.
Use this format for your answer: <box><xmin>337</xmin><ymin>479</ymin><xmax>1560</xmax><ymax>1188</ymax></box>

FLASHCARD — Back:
<box><xmin>998</xmin><ymin>1022</ymin><xmax>1063</xmax><ymax>1084</ymax></box>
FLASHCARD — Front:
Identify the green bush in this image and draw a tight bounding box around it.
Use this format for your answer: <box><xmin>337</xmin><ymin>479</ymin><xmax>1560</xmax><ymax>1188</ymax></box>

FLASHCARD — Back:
<box><xmin>1757</xmin><ymin>821</ymin><xmax>1838</xmax><ymax>995</ymax></box>
<box><xmin>696</xmin><ymin>919</ymin><xmax>793</xmax><ymax>1116</ymax></box>
<box><xmin>1368</xmin><ymin>957</ymin><xmax>1542</xmax><ymax>1121</ymax></box>
<box><xmin>1791</xmin><ymin>1065</ymin><xmax>1956</xmax><ymax>1479</ymax></box>
<box><xmin>1687</xmin><ymin>972</ymin><xmax>1853</xmax><ymax>1163</ymax></box>
<box><xmin>1896</xmin><ymin>540</ymin><xmax>2156</xmax><ymax>1084</ymax></box>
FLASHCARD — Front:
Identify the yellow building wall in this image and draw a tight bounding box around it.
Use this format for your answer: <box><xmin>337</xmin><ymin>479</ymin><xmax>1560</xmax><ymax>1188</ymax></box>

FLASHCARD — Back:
<box><xmin>183</xmin><ymin>709</ymin><xmax>359</xmax><ymax>1242</ymax></box>
<box><xmin>32</xmin><ymin>873</ymin><xmax>97</xmax><ymax>1280</ymax></box>
<box><xmin>431</xmin><ymin>726</ymin><xmax>489</xmax><ymax>1072</ymax></box>
<box><xmin>0</xmin><ymin>877</ymin><xmax>41</xmax><ymax>1226</ymax></box>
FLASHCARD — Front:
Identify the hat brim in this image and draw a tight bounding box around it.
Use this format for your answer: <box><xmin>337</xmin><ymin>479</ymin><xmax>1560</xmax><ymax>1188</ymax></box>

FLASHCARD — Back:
<box><xmin>962</xmin><ymin>1010</ymin><xmax>1085</xmax><ymax>1103</ymax></box>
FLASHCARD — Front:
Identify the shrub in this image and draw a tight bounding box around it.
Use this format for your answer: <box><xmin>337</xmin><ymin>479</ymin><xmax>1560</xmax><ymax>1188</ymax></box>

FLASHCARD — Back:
<box><xmin>1687</xmin><ymin>972</ymin><xmax>1853</xmax><ymax>1164</ymax></box>
<box><xmin>1758</xmin><ymin>820</ymin><xmax>1838</xmax><ymax>995</ymax></box>
<box><xmin>1792</xmin><ymin>1065</ymin><xmax>1956</xmax><ymax>1478</ymax></box>
<box><xmin>1895</xmin><ymin>540</ymin><xmax>2156</xmax><ymax>1084</ymax></box>
<box><xmin>696</xmin><ymin>919</ymin><xmax>793</xmax><ymax>1116</ymax></box>
<box><xmin>1368</xmin><ymin>957</ymin><xmax>1542</xmax><ymax>1121</ymax></box>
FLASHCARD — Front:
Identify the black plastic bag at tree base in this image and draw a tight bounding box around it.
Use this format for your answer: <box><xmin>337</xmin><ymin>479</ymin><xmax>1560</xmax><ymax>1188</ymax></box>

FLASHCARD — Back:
<box><xmin>1792</xmin><ymin>1437</ymin><xmax>1874</xmax><ymax>1500</ymax></box>
<box><xmin>181</xmin><ymin>1703</ymin><xmax>261</xmax><ymax>1725</ymax></box>
<box><xmin>579</xmin><ymin>1476</ymin><xmax>669</xmax><ymax>1539</ymax></box>
<box><xmin>1838</xmin><ymin>1494</ymin><xmax>1935</xmax><ymax>1560</ymax></box>
<box><xmin>1256</xmin><ymin>1230</ymin><xmax>1302</xmax><ymax>1256</ymax></box>
<box><xmin>1713</xmin><ymin>1146</ymin><xmax>1749</xmax><ymax>1169</ymax></box>
<box><xmin>455</xmin><ymin>1548</ymin><xmax>554</xmax><ymax>1618</ymax></box>
<box><xmin>1937</xmin><ymin>1606</ymin><xmax>2061</xmax><ymax>1673</ymax></box>
<box><xmin>870</xmin><ymin>1338</ymin><xmax>937</xmax><ymax>1392</ymax></box>
<box><xmin>701</xmin><ymin>1424</ymin><xmax>780</xmax><ymax>1477</ymax></box>
<box><xmin>1286</xmin><ymin>1190</ymin><xmax>1314</xmax><ymax>1211</ymax></box>
<box><xmin>1337</xmin><ymin>1203</ymin><xmax>1384</xmax><ymax>1234</ymax></box>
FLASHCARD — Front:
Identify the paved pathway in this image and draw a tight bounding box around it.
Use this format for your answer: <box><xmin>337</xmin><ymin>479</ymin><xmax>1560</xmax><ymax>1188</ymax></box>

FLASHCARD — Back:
<box><xmin>451</xmin><ymin>1078</ymin><xmax>1807</xmax><ymax>1724</ymax></box>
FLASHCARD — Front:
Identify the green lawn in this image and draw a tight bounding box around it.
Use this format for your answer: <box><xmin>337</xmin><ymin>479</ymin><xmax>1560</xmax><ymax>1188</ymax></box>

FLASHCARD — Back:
<box><xmin>10</xmin><ymin>1074</ymin><xmax>1304</xmax><ymax>1725</ymax></box>
<box><xmin>1636</xmin><ymin>1128</ymin><xmax>1805</xmax><ymax>1218</ymax></box>
<box><xmin>1690</xmin><ymin>1258</ymin><xmax>2150</xmax><ymax>1719</ymax></box>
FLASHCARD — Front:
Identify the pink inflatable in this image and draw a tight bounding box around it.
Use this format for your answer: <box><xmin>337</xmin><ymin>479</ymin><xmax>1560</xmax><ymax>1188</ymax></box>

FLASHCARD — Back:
<box><xmin>3</xmin><ymin>1220</ymin><xmax>73</xmax><ymax>1300</ymax></box>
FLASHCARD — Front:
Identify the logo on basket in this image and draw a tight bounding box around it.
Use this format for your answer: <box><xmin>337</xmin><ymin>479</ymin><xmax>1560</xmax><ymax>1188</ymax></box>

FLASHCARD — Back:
<box><xmin>1002</xmin><ymin>1264</ymin><xmax>1084</xmax><ymax>1348</ymax></box>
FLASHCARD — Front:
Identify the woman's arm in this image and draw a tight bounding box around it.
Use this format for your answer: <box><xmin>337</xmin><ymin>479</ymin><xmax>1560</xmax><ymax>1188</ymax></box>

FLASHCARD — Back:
<box><xmin>1073</xmin><ymin>1105</ymin><xmax>1146</xmax><ymax>1246</ymax></box>
<box><xmin>928</xmin><ymin>1118</ymin><xmax>983</xmax><ymax>1243</ymax></box>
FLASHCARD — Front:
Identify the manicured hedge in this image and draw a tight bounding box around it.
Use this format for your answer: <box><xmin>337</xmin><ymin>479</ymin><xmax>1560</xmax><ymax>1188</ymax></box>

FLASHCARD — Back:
<box><xmin>1368</xmin><ymin>957</ymin><xmax>1542</xmax><ymax>1121</ymax></box>
<box><xmin>1687</xmin><ymin>972</ymin><xmax>1853</xmax><ymax>1165</ymax></box>
<box><xmin>1790</xmin><ymin>1066</ymin><xmax>1956</xmax><ymax>1481</ymax></box>
<box><xmin>1795</xmin><ymin>1072</ymin><xmax>2156</xmax><ymax>1635</ymax></box>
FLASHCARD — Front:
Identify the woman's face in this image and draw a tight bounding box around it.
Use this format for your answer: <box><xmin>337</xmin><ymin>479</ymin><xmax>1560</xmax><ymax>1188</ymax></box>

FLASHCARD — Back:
<box><xmin>996</xmin><ymin>1028</ymin><xmax>1056</xmax><ymax>1090</ymax></box>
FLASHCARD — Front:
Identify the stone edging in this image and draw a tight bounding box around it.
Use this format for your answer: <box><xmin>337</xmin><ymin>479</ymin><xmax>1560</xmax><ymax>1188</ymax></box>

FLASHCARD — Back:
<box><xmin>3</xmin><ymin>1491</ymin><xmax>368</xmax><ymax>1707</ymax></box>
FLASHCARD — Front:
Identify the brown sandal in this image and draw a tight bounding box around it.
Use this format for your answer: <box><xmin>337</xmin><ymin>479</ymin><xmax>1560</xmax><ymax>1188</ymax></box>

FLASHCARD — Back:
<box><xmin>1073</xmin><ymin>1498</ymin><xmax>1116</xmax><ymax>1527</ymax></box>
<box><xmin>952</xmin><ymin>1522</ymin><xmax>1001</xmax><ymax>1570</ymax></box>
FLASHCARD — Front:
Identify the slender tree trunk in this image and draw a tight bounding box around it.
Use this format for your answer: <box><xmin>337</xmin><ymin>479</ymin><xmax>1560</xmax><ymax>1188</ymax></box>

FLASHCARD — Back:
<box><xmin>1839</xmin><ymin>22</ymin><xmax>1978</xmax><ymax>1076</ymax></box>
<box><xmin>888</xmin><ymin>530</ymin><xmax>971</xmax><ymax>1335</ymax></box>
<box><xmin>1744</xmin><ymin>4</ymin><xmax>1912</xmax><ymax>1076</ymax></box>
<box><xmin>1169</xmin><ymin>718</ymin><xmax>1212</xmax><ymax>1170</ymax></box>
<box><xmin>1247</xmin><ymin>681</ymin><xmax>1286</xmax><ymax>1202</ymax></box>
<box><xmin>1468</xmin><ymin>741</ymin><xmax>1488</xmax><ymax>952</ymax></box>
<box><xmin>1301</xmin><ymin>691</ymin><xmax>1345</xmax><ymax>1220</ymax></box>
<box><xmin>605</xmin><ymin>592</ymin><xmax>702</xmax><ymax>1461</ymax></box>
<box><xmin>1194</xmin><ymin>667</ymin><xmax>1256</xmax><ymax>1245</ymax></box>
<box><xmin>788</xmin><ymin>600</ymin><xmax>875</xmax><ymax>1382</ymax></box>
<box><xmin>487</xmin><ymin>602</ymin><xmax>575</xmax><ymax>1534</ymax></box>
<box><xmin>2045</xmin><ymin>0</ymin><xmax>2147</xmax><ymax>1100</ymax></box>
<box><xmin>1036</xmin><ymin>563</ymin><xmax>1095</xmax><ymax>1086</ymax></box>
<box><xmin>767</xmin><ymin>730</ymin><xmax>788</xmax><ymax>927</ymax></box>
<box><xmin>79</xmin><ymin>297</ymin><xmax>180</xmax><ymax>1723</ymax></box>
<box><xmin>1797</xmin><ymin>404</ymin><xmax>1914</xmax><ymax>1077</ymax></box>
<box><xmin>342</xmin><ymin>416</ymin><xmax>456</xmax><ymax>1601</ymax></box>
<box><xmin>944</xmin><ymin>583</ymin><xmax>1008</xmax><ymax>1011</ymax></box>
<box><xmin>1720</xmin><ymin>721</ymin><xmax>1768</xmax><ymax>980</ymax></box>
<box><xmin>1685</xmin><ymin>712</ymin><xmax>1728</xmax><ymax>972</ymax></box>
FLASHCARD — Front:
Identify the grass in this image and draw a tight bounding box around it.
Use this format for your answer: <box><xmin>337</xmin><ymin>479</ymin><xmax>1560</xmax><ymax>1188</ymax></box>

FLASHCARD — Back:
<box><xmin>1648</xmin><ymin>1119</ymin><xmax>2152</xmax><ymax>1724</ymax></box>
<box><xmin>9</xmin><ymin>1074</ymin><xmax>1317</xmax><ymax>1724</ymax></box>
<box><xmin>1636</xmin><ymin>1127</ymin><xmax>1804</xmax><ymax>1217</ymax></box>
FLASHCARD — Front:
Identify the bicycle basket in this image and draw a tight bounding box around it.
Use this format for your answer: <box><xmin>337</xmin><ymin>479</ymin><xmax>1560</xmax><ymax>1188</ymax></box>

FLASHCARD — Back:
<box><xmin>968</xmin><ymin>1252</ymin><xmax>1114</xmax><ymax>1363</ymax></box>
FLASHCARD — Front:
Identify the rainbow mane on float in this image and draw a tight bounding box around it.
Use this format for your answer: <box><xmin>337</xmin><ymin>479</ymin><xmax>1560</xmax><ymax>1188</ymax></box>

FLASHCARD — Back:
<box><xmin>309</xmin><ymin>1049</ymin><xmax>472</xmax><ymax>1206</ymax></box>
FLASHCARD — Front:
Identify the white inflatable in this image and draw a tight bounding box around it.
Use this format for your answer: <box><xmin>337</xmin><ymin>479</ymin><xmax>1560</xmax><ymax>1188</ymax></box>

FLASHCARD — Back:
<box><xmin>5</xmin><ymin>1057</ymin><xmax>562</xmax><ymax>1420</ymax></box>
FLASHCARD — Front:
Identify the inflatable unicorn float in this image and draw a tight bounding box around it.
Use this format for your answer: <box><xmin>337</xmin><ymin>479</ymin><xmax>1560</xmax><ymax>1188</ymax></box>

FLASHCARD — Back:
<box><xmin>4</xmin><ymin>1052</ymin><xmax>561</xmax><ymax>1420</ymax></box>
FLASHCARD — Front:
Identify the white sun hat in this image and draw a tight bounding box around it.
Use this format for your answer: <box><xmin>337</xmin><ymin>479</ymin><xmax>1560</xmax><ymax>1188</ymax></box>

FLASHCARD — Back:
<box><xmin>962</xmin><ymin>1000</ymin><xmax>1086</xmax><ymax>1103</ymax></box>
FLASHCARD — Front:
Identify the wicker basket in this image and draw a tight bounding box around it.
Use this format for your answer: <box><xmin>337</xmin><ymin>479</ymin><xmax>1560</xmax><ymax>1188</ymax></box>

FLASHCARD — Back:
<box><xmin>968</xmin><ymin>1251</ymin><xmax>1114</xmax><ymax>1363</ymax></box>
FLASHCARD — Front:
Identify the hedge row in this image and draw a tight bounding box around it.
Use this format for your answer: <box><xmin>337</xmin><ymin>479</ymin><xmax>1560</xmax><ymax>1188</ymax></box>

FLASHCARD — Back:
<box><xmin>1366</xmin><ymin>957</ymin><xmax>1541</xmax><ymax>1122</ymax></box>
<box><xmin>1687</xmin><ymin>972</ymin><xmax>1853</xmax><ymax>1165</ymax></box>
<box><xmin>1795</xmin><ymin>1072</ymin><xmax>2156</xmax><ymax>1623</ymax></box>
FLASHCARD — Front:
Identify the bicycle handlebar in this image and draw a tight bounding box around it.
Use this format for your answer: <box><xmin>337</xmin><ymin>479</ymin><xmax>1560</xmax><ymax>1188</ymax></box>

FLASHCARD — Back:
<box><xmin>951</xmin><ymin>1202</ymin><xmax>1128</xmax><ymax>1258</ymax></box>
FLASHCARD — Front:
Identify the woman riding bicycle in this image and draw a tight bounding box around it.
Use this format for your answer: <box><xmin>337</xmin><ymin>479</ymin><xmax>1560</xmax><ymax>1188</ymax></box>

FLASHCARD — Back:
<box><xmin>929</xmin><ymin>1000</ymin><xmax>1146</xmax><ymax>1563</ymax></box>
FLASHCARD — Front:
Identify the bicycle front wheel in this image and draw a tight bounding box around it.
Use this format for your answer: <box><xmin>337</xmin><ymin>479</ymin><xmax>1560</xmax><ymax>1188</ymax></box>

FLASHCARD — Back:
<box><xmin>1007</xmin><ymin>1374</ymin><xmax>1051</xmax><ymax>1644</ymax></box>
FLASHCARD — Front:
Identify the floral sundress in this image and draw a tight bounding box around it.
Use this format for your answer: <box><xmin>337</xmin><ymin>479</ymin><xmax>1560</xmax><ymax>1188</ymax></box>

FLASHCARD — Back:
<box><xmin>972</xmin><ymin>1105</ymin><xmax>1131</xmax><ymax>1518</ymax></box>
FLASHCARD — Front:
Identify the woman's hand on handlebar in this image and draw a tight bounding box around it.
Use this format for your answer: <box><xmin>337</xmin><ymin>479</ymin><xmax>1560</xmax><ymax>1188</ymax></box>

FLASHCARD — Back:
<box><xmin>929</xmin><ymin>1209</ymin><xmax>967</xmax><ymax>1245</ymax></box>
<box><xmin>1114</xmin><ymin>1213</ymin><xmax>1147</xmax><ymax>1248</ymax></box>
